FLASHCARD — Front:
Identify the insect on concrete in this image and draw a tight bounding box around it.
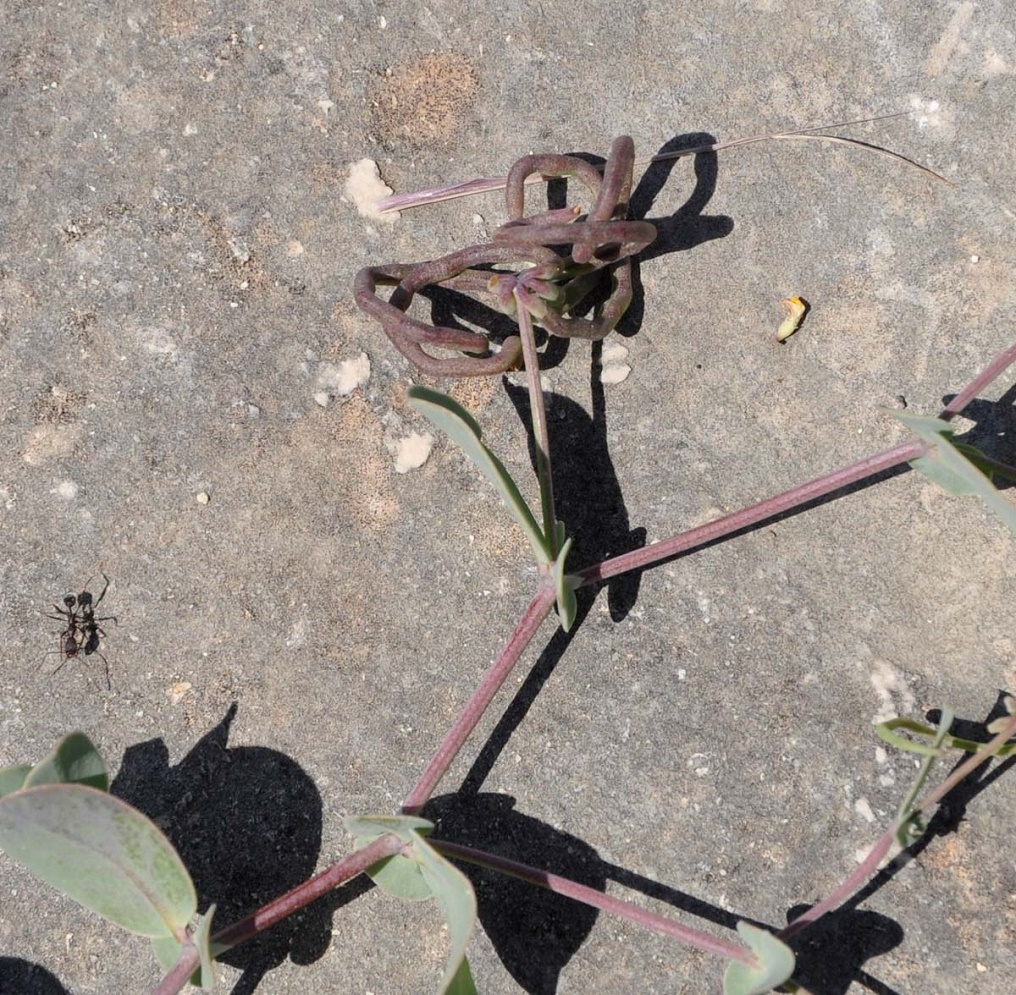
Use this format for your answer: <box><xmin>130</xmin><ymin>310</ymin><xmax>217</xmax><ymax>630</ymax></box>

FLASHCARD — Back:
<box><xmin>44</xmin><ymin>573</ymin><xmax>117</xmax><ymax>690</ymax></box>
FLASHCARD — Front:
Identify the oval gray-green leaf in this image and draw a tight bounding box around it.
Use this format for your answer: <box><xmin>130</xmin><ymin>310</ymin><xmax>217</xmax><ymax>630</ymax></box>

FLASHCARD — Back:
<box><xmin>24</xmin><ymin>732</ymin><xmax>108</xmax><ymax>792</ymax></box>
<box><xmin>0</xmin><ymin>784</ymin><xmax>196</xmax><ymax>937</ymax></box>
<box><xmin>0</xmin><ymin>765</ymin><xmax>32</xmax><ymax>799</ymax></box>
<box><xmin>723</xmin><ymin>921</ymin><xmax>795</xmax><ymax>995</ymax></box>
<box><xmin>347</xmin><ymin>814</ymin><xmax>435</xmax><ymax>900</ymax></box>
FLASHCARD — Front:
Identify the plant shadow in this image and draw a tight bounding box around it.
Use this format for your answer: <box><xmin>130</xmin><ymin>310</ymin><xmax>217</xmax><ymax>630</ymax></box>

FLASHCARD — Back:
<box><xmin>423</xmin><ymin>792</ymin><xmax>906</xmax><ymax>995</ymax></box>
<box><xmin>424</xmin><ymin>793</ymin><xmax>603</xmax><ymax>995</ymax></box>
<box><xmin>0</xmin><ymin>958</ymin><xmax>70</xmax><ymax>995</ymax></box>
<box><xmin>110</xmin><ymin>704</ymin><xmax>333</xmax><ymax>995</ymax></box>
<box><xmin>504</xmin><ymin>369</ymin><xmax>644</xmax><ymax>622</ymax></box>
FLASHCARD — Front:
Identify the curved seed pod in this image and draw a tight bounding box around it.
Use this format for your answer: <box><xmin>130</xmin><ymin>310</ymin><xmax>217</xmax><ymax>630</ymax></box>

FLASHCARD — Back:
<box><xmin>354</xmin><ymin>265</ymin><xmax>523</xmax><ymax>377</ymax></box>
<box><xmin>353</xmin><ymin>137</ymin><xmax>658</xmax><ymax>373</ymax></box>
<box><xmin>504</xmin><ymin>154</ymin><xmax>604</xmax><ymax>221</ymax></box>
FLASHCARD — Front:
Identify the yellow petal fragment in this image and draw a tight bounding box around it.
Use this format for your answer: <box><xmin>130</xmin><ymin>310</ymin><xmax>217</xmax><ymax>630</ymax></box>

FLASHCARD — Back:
<box><xmin>777</xmin><ymin>296</ymin><xmax>808</xmax><ymax>343</ymax></box>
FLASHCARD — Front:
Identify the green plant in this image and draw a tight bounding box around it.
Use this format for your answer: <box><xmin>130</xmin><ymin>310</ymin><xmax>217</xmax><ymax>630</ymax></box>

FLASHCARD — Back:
<box><xmin>3</xmin><ymin>129</ymin><xmax>1016</xmax><ymax>995</ymax></box>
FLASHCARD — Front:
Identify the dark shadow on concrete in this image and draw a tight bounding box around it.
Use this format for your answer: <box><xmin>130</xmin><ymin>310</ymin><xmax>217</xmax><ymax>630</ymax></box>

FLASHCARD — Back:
<box><xmin>784</xmin><ymin>906</ymin><xmax>904</xmax><ymax>995</ymax></box>
<box><xmin>425</xmin><ymin>793</ymin><xmax>603</xmax><ymax>995</ymax></box>
<box><xmin>424</xmin><ymin>793</ymin><xmax>906</xmax><ymax>995</ymax></box>
<box><xmin>110</xmin><ymin>704</ymin><xmax>328</xmax><ymax>995</ymax></box>
<box><xmin>0</xmin><ymin>959</ymin><xmax>69</xmax><ymax>995</ymax></box>
<box><xmin>942</xmin><ymin>380</ymin><xmax>1016</xmax><ymax>489</ymax></box>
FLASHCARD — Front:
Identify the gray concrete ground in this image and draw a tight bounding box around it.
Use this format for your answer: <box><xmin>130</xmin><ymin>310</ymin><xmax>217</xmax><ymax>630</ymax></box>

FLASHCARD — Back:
<box><xmin>2</xmin><ymin>1</ymin><xmax>1015</xmax><ymax>993</ymax></box>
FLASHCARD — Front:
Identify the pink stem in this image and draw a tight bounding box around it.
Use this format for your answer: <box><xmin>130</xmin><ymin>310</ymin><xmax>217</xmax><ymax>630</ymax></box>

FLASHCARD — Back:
<box><xmin>401</xmin><ymin>584</ymin><xmax>558</xmax><ymax>814</ymax></box>
<box><xmin>212</xmin><ymin>834</ymin><xmax>402</xmax><ymax>948</ymax></box>
<box><xmin>581</xmin><ymin>441</ymin><xmax>922</xmax><ymax>585</ymax></box>
<box><xmin>433</xmin><ymin>839</ymin><xmax>755</xmax><ymax>965</ymax></box>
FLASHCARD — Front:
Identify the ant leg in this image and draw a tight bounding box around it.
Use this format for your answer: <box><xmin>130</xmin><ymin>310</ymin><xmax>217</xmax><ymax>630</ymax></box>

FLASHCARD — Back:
<box><xmin>96</xmin><ymin>649</ymin><xmax>112</xmax><ymax>691</ymax></box>
<box><xmin>87</xmin><ymin>574</ymin><xmax>111</xmax><ymax>613</ymax></box>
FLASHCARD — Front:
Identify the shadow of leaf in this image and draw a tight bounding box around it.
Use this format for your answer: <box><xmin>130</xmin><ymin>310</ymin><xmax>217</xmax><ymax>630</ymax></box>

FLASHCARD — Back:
<box><xmin>110</xmin><ymin>704</ymin><xmax>326</xmax><ymax>995</ymax></box>
<box><xmin>0</xmin><ymin>958</ymin><xmax>70</xmax><ymax>995</ymax></box>
<box><xmin>424</xmin><ymin>793</ymin><xmax>604</xmax><ymax>995</ymax></box>
<box><xmin>784</xmin><ymin>905</ymin><xmax>903</xmax><ymax>995</ymax></box>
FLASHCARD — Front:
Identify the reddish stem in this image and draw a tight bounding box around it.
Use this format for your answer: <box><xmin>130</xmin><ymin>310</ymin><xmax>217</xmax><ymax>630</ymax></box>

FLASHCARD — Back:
<box><xmin>581</xmin><ymin>441</ymin><xmax>923</xmax><ymax>585</ymax></box>
<box><xmin>401</xmin><ymin>584</ymin><xmax>558</xmax><ymax>814</ymax></box>
<box><xmin>432</xmin><ymin>839</ymin><xmax>755</xmax><ymax>965</ymax></box>
<box><xmin>212</xmin><ymin>833</ymin><xmax>402</xmax><ymax>948</ymax></box>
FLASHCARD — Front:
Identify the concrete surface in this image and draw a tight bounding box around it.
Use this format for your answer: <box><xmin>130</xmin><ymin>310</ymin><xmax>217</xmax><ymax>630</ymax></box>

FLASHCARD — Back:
<box><xmin>2</xmin><ymin>1</ymin><xmax>1015</xmax><ymax>993</ymax></box>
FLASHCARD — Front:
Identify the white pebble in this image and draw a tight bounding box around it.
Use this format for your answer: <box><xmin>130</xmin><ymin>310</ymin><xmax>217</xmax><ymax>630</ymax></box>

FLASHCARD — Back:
<box><xmin>601</xmin><ymin>341</ymin><xmax>629</xmax><ymax>364</ymax></box>
<box><xmin>395</xmin><ymin>432</ymin><xmax>434</xmax><ymax>473</ymax></box>
<box><xmin>600</xmin><ymin>364</ymin><xmax>631</xmax><ymax>385</ymax></box>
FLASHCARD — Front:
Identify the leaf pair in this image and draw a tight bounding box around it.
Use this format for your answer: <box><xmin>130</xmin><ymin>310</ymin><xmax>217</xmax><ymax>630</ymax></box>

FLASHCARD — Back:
<box><xmin>349</xmin><ymin>815</ymin><xmax>478</xmax><ymax>995</ymax></box>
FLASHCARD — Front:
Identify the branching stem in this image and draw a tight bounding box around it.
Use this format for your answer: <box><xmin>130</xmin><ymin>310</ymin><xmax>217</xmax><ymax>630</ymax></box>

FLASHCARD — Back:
<box><xmin>514</xmin><ymin>291</ymin><xmax>559</xmax><ymax>556</ymax></box>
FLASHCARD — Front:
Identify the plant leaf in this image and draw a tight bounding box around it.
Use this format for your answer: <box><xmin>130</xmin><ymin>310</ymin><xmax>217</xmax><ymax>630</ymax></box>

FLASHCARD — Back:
<box><xmin>411</xmin><ymin>835</ymin><xmax>477</xmax><ymax>993</ymax></box>
<box><xmin>408</xmin><ymin>386</ymin><xmax>552</xmax><ymax>565</ymax></box>
<box><xmin>23</xmin><ymin>732</ymin><xmax>108</xmax><ymax>792</ymax></box>
<box><xmin>875</xmin><ymin>717</ymin><xmax>1016</xmax><ymax>758</ymax></box>
<box><xmin>0</xmin><ymin>784</ymin><xmax>196</xmax><ymax>938</ymax></box>
<box><xmin>445</xmin><ymin>955</ymin><xmax>479</xmax><ymax>995</ymax></box>
<box><xmin>723</xmin><ymin>922</ymin><xmax>795</xmax><ymax>995</ymax></box>
<box><xmin>191</xmin><ymin>904</ymin><xmax>219</xmax><ymax>987</ymax></box>
<box><xmin>345</xmin><ymin>814</ymin><xmax>477</xmax><ymax>993</ymax></box>
<box><xmin>0</xmin><ymin>765</ymin><xmax>32</xmax><ymax>799</ymax></box>
<box><xmin>893</xmin><ymin>707</ymin><xmax>953</xmax><ymax>846</ymax></box>
<box><xmin>552</xmin><ymin>536</ymin><xmax>578</xmax><ymax>633</ymax></box>
<box><xmin>892</xmin><ymin>410</ymin><xmax>1016</xmax><ymax>533</ymax></box>
<box><xmin>151</xmin><ymin>906</ymin><xmax>218</xmax><ymax>990</ymax></box>
<box><xmin>347</xmin><ymin>814</ymin><xmax>435</xmax><ymax>900</ymax></box>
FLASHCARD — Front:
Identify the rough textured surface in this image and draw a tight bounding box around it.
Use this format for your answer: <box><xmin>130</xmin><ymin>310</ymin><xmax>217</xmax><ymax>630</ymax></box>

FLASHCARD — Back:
<box><xmin>1</xmin><ymin>2</ymin><xmax>1015</xmax><ymax>993</ymax></box>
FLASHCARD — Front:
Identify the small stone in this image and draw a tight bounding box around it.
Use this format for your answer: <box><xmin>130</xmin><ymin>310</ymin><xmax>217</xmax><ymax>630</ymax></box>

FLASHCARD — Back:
<box><xmin>601</xmin><ymin>341</ymin><xmax>629</xmax><ymax>365</ymax></box>
<box><xmin>600</xmin><ymin>364</ymin><xmax>631</xmax><ymax>385</ymax></box>
<box><xmin>167</xmin><ymin>681</ymin><xmax>192</xmax><ymax>704</ymax></box>
<box><xmin>196</xmin><ymin>491</ymin><xmax>210</xmax><ymax>505</ymax></box>
<box><xmin>313</xmin><ymin>391</ymin><xmax>331</xmax><ymax>408</ymax></box>
<box><xmin>395</xmin><ymin>432</ymin><xmax>434</xmax><ymax>473</ymax></box>
<box><xmin>344</xmin><ymin>159</ymin><xmax>399</xmax><ymax>221</ymax></box>
<box><xmin>315</xmin><ymin>353</ymin><xmax>371</xmax><ymax>397</ymax></box>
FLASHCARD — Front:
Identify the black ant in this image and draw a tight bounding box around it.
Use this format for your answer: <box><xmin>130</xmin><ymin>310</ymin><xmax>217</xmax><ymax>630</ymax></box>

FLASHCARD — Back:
<box><xmin>44</xmin><ymin>574</ymin><xmax>116</xmax><ymax>690</ymax></box>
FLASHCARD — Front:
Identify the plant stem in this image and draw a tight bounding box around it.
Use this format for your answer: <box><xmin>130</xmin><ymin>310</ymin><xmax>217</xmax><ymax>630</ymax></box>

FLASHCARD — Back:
<box><xmin>151</xmin><ymin>938</ymin><xmax>198</xmax><ymax>995</ymax></box>
<box><xmin>940</xmin><ymin>339</ymin><xmax>1016</xmax><ymax>417</ymax></box>
<box><xmin>581</xmin><ymin>337</ymin><xmax>1016</xmax><ymax>585</ymax></box>
<box><xmin>580</xmin><ymin>440</ymin><xmax>924</xmax><ymax>585</ymax></box>
<box><xmin>211</xmin><ymin>833</ymin><xmax>403</xmax><ymax>948</ymax></box>
<box><xmin>514</xmin><ymin>290</ymin><xmax>559</xmax><ymax>557</ymax></box>
<box><xmin>401</xmin><ymin>584</ymin><xmax>557</xmax><ymax>814</ymax></box>
<box><xmin>150</xmin><ymin>834</ymin><xmax>402</xmax><ymax>995</ymax></box>
<box><xmin>431</xmin><ymin>839</ymin><xmax>755</xmax><ymax>966</ymax></box>
<box><xmin>780</xmin><ymin>712</ymin><xmax>1016</xmax><ymax>941</ymax></box>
